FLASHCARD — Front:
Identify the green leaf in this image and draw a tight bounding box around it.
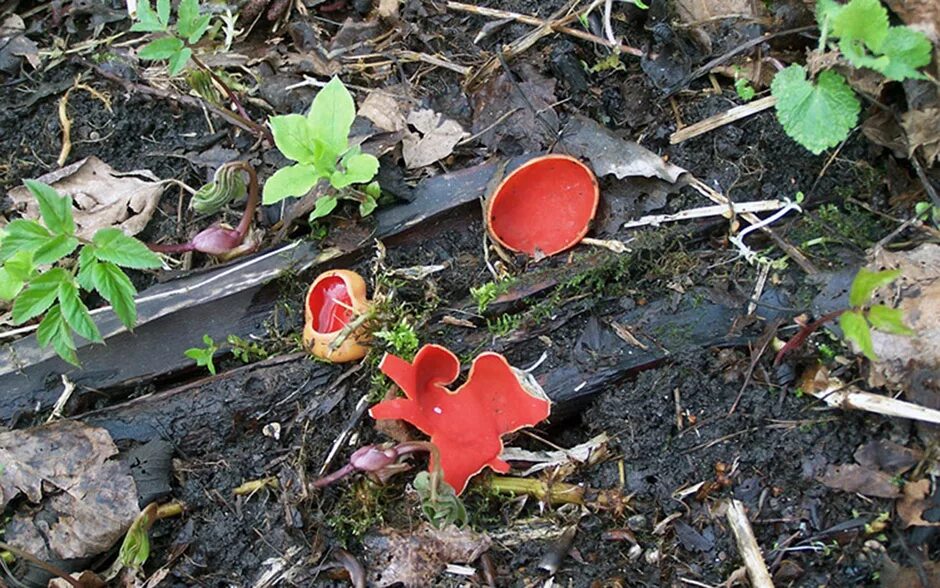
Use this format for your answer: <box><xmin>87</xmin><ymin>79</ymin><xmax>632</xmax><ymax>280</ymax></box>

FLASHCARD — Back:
<box><xmin>875</xmin><ymin>26</ymin><xmax>932</xmax><ymax>81</ymax></box>
<box><xmin>92</xmin><ymin>228</ymin><xmax>163</xmax><ymax>269</ymax></box>
<box><xmin>167</xmin><ymin>47</ymin><xmax>192</xmax><ymax>76</ymax></box>
<box><xmin>4</xmin><ymin>250</ymin><xmax>36</xmax><ymax>282</ymax></box>
<box><xmin>156</xmin><ymin>0</ymin><xmax>171</xmax><ymax>26</ymax></box>
<box><xmin>58</xmin><ymin>279</ymin><xmax>102</xmax><ymax>343</ymax></box>
<box><xmin>176</xmin><ymin>0</ymin><xmax>200</xmax><ymax>37</ymax></box>
<box><xmin>24</xmin><ymin>180</ymin><xmax>74</xmax><ymax>236</ymax></box>
<box><xmin>359</xmin><ymin>195</ymin><xmax>378</xmax><ymax>217</ymax></box>
<box><xmin>32</xmin><ymin>234</ymin><xmax>78</xmax><ymax>265</ymax></box>
<box><xmin>270</xmin><ymin>114</ymin><xmax>318</xmax><ymax>163</ymax></box>
<box><xmin>771</xmin><ymin>65</ymin><xmax>860</xmax><ymax>155</ymax></box>
<box><xmin>331</xmin><ymin>152</ymin><xmax>379</xmax><ymax>189</ymax></box>
<box><xmin>130</xmin><ymin>0</ymin><xmax>168</xmax><ymax>32</ymax></box>
<box><xmin>185</xmin><ymin>335</ymin><xmax>218</xmax><ymax>375</ymax></box>
<box><xmin>815</xmin><ymin>0</ymin><xmax>842</xmax><ymax>25</ymax></box>
<box><xmin>307</xmin><ymin>76</ymin><xmax>355</xmax><ymax>156</ymax></box>
<box><xmin>91</xmin><ymin>262</ymin><xmax>139</xmax><ymax>329</ymax></box>
<box><xmin>839</xmin><ymin>309</ymin><xmax>876</xmax><ymax>361</ymax></box>
<box><xmin>262</xmin><ymin>164</ymin><xmax>321</xmax><ymax>205</ymax></box>
<box><xmin>76</xmin><ymin>246</ymin><xmax>98</xmax><ymax>291</ymax></box>
<box><xmin>139</xmin><ymin>36</ymin><xmax>184</xmax><ymax>61</ymax></box>
<box><xmin>309</xmin><ymin>196</ymin><xmax>338</xmax><ymax>221</ymax></box>
<box><xmin>1</xmin><ymin>219</ymin><xmax>51</xmax><ymax>259</ymax></box>
<box><xmin>12</xmin><ymin>268</ymin><xmax>69</xmax><ymax>324</ymax></box>
<box><xmin>839</xmin><ymin>37</ymin><xmax>891</xmax><ymax>71</ymax></box>
<box><xmin>0</xmin><ymin>269</ymin><xmax>24</xmax><ymax>301</ymax></box>
<box><xmin>867</xmin><ymin>304</ymin><xmax>914</xmax><ymax>335</ymax></box>
<box><xmin>831</xmin><ymin>0</ymin><xmax>888</xmax><ymax>50</ymax></box>
<box><xmin>36</xmin><ymin>304</ymin><xmax>78</xmax><ymax>366</ymax></box>
<box><xmin>848</xmin><ymin>267</ymin><xmax>900</xmax><ymax>307</ymax></box>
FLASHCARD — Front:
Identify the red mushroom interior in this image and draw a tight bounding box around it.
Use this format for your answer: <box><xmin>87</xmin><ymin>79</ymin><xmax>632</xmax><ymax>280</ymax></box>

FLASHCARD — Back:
<box><xmin>308</xmin><ymin>276</ymin><xmax>354</xmax><ymax>333</ymax></box>
<box><xmin>488</xmin><ymin>157</ymin><xmax>597</xmax><ymax>256</ymax></box>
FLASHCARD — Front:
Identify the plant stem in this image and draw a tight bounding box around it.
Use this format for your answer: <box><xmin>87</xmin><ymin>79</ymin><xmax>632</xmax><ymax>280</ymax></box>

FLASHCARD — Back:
<box><xmin>233</xmin><ymin>161</ymin><xmax>259</xmax><ymax>240</ymax></box>
<box><xmin>487</xmin><ymin>475</ymin><xmax>585</xmax><ymax>505</ymax></box>
<box><xmin>189</xmin><ymin>54</ymin><xmax>272</xmax><ymax>143</ymax></box>
<box><xmin>773</xmin><ymin>309</ymin><xmax>846</xmax><ymax>365</ymax></box>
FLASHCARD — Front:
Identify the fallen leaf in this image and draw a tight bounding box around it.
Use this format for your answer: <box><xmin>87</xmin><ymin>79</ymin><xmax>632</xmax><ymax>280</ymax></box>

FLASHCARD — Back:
<box><xmin>854</xmin><ymin>440</ymin><xmax>922</xmax><ymax>476</ymax></box>
<box><xmin>817</xmin><ymin>464</ymin><xmax>900</xmax><ymax>498</ymax></box>
<box><xmin>402</xmin><ymin>109</ymin><xmax>467</xmax><ymax>169</ymax></box>
<box><xmin>377</xmin><ymin>0</ymin><xmax>401</xmax><ymax>19</ymax></box>
<box><xmin>470</xmin><ymin>65</ymin><xmax>559</xmax><ymax>155</ymax></box>
<box><xmin>562</xmin><ymin>115</ymin><xmax>687</xmax><ymax>183</ymax></box>
<box><xmin>900</xmin><ymin>108</ymin><xmax>940</xmax><ymax>165</ymax></box>
<box><xmin>361</xmin><ymin>524</ymin><xmax>491</xmax><ymax>588</ymax></box>
<box><xmin>0</xmin><ymin>420</ymin><xmax>140</xmax><ymax>560</ymax></box>
<box><xmin>881</xmin><ymin>555</ymin><xmax>940</xmax><ymax>588</ymax></box>
<box><xmin>360</xmin><ymin>89</ymin><xmax>410</xmax><ymax>133</ymax></box>
<box><xmin>897</xmin><ymin>479</ymin><xmax>940</xmax><ymax>528</ymax></box>
<box><xmin>883</xmin><ymin>1</ymin><xmax>939</xmax><ymax>42</ymax></box>
<box><xmin>7</xmin><ymin>156</ymin><xmax>164</xmax><ymax>239</ymax></box>
<box><xmin>0</xmin><ymin>15</ymin><xmax>40</xmax><ymax>74</ymax></box>
<box><xmin>370</xmin><ymin>345</ymin><xmax>551</xmax><ymax>494</ymax></box>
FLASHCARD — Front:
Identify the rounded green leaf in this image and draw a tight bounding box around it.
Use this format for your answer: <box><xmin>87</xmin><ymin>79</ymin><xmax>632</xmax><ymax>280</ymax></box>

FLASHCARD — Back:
<box><xmin>262</xmin><ymin>164</ymin><xmax>321</xmax><ymax>205</ymax></box>
<box><xmin>848</xmin><ymin>268</ymin><xmax>900</xmax><ymax>307</ymax></box>
<box><xmin>771</xmin><ymin>65</ymin><xmax>859</xmax><ymax>155</ymax></box>
<box><xmin>270</xmin><ymin>114</ymin><xmax>318</xmax><ymax>164</ymax></box>
<box><xmin>876</xmin><ymin>26</ymin><xmax>932</xmax><ymax>81</ymax></box>
<box><xmin>331</xmin><ymin>152</ymin><xmax>379</xmax><ymax>189</ymax></box>
<box><xmin>831</xmin><ymin>0</ymin><xmax>888</xmax><ymax>50</ymax></box>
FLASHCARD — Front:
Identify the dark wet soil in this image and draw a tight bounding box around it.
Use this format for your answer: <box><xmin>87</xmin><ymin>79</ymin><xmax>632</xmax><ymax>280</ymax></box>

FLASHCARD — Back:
<box><xmin>2</xmin><ymin>0</ymin><xmax>936</xmax><ymax>586</ymax></box>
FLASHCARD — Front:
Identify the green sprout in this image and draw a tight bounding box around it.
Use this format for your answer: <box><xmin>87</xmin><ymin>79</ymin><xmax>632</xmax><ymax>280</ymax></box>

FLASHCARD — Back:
<box><xmin>838</xmin><ymin>268</ymin><xmax>914</xmax><ymax>361</ymax></box>
<box><xmin>185</xmin><ymin>334</ymin><xmax>219</xmax><ymax>375</ymax></box>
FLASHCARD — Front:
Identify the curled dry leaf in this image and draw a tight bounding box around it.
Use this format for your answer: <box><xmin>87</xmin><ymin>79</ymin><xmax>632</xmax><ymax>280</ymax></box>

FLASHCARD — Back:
<box><xmin>7</xmin><ymin>156</ymin><xmax>164</xmax><ymax>239</ymax></box>
<box><xmin>897</xmin><ymin>479</ymin><xmax>940</xmax><ymax>528</ymax></box>
<box><xmin>0</xmin><ymin>420</ymin><xmax>139</xmax><ymax>560</ymax></box>
<box><xmin>817</xmin><ymin>464</ymin><xmax>900</xmax><ymax>498</ymax></box>
<box><xmin>900</xmin><ymin>108</ymin><xmax>940</xmax><ymax>165</ymax></box>
<box><xmin>402</xmin><ymin>109</ymin><xmax>467</xmax><ymax>169</ymax></box>
<box><xmin>361</xmin><ymin>524</ymin><xmax>491</xmax><ymax>588</ymax></box>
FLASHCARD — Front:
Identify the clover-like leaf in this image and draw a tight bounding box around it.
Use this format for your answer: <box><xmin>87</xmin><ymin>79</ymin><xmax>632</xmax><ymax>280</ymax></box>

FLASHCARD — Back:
<box><xmin>771</xmin><ymin>65</ymin><xmax>860</xmax><ymax>155</ymax></box>
<box><xmin>839</xmin><ymin>309</ymin><xmax>876</xmax><ymax>361</ymax></box>
<box><xmin>848</xmin><ymin>267</ymin><xmax>900</xmax><ymax>307</ymax></box>
<box><xmin>867</xmin><ymin>304</ymin><xmax>914</xmax><ymax>336</ymax></box>
<box><xmin>262</xmin><ymin>164</ymin><xmax>321</xmax><ymax>205</ymax></box>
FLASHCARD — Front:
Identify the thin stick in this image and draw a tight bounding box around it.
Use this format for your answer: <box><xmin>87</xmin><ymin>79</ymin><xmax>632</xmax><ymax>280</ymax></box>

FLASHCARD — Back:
<box><xmin>669</xmin><ymin>96</ymin><xmax>776</xmax><ymax>144</ymax></box>
<box><xmin>810</xmin><ymin>381</ymin><xmax>940</xmax><ymax>425</ymax></box>
<box><xmin>623</xmin><ymin>199</ymin><xmax>785</xmax><ymax>229</ymax></box>
<box><xmin>725</xmin><ymin>499</ymin><xmax>774</xmax><ymax>588</ymax></box>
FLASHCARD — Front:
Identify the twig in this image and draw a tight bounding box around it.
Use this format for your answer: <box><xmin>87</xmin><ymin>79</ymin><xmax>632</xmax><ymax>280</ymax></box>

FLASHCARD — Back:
<box><xmin>725</xmin><ymin>499</ymin><xmax>774</xmax><ymax>588</ymax></box>
<box><xmin>623</xmin><ymin>199</ymin><xmax>786</xmax><ymax>229</ymax></box>
<box><xmin>807</xmin><ymin>372</ymin><xmax>940</xmax><ymax>425</ymax></box>
<box><xmin>669</xmin><ymin>96</ymin><xmax>776</xmax><ymax>144</ymax></box>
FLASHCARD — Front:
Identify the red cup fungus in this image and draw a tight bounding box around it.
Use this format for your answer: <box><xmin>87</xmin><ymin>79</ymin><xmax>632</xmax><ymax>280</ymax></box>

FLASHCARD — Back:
<box><xmin>486</xmin><ymin>154</ymin><xmax>599</xmax><ymax>257</ymax></box>
<box><xmin>303</xmin><ymin>269</ymin><xmax>371</xmax><ymax>362</ymax></box>
<box><xmin>369</xmin><ymin>344</ymin><xmax>552</xmax><ymax>494</ymax></box>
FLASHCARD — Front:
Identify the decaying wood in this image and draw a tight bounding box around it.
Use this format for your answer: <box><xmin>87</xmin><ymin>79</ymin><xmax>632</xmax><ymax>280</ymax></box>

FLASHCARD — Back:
<box><xmin>725</xmin><ymin>499</ymin><xmax>774</xmax><ymax>588</ymax></box>
<box><xmin>669</xmin><ymin>96</ymin><xmax>776</xmax><ymax>144</ymax></box>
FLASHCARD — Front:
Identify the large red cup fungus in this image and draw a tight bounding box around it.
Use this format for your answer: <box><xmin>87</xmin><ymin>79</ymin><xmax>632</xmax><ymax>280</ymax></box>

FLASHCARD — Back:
<box><xmin>486</xmin><ymin>154</ymin><xmax>599</xmax><ymax>257</ymax></box>
<box><xmin>303</xmin><ymin>269</ymin><xmax>371</xmax><ymax>362</ymax></box>
<box><xmin>369</xmin><ymin>344</ymin><xmax>552</xmax><ymax>494</ymax></box>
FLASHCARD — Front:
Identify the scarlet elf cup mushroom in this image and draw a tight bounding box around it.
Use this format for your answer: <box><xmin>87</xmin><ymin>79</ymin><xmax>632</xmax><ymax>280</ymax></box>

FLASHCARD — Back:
<box><xmin>303</xmin><ymin>270</ymin><xmax>371</xmax><ymax>362</ymax></box>
<box><xmin>486</xmin><ymin>154</ymin><xmax>599</xmax><ymax>257</ymax></box>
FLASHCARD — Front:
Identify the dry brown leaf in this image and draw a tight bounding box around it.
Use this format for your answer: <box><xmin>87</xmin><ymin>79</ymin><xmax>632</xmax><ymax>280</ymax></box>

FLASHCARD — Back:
<box><xmin>0</xmin><ymin>15</ymin><xmax>40</xmax><ymax>74</ymax></box>
<box><xmin>361</xmin><ymin>524</ymin><xmax>491</xmax><ymax>587</ymax></box>
<box><xmin>377</xmin><ymin>0</ymin><xmax>401</xmax><ymax>19</ymax></box>
<box><xmin>883</xmin><ymin>0</ymin><xmax>940</xmax><ymax>42</ymax></box>
<box><xmin>470</xmin><ymin>65</ymin><xmax>559</xmax><ymax>155</ymax></box>
<box><xmin>817</xmin><ymin>464</ymin><xmax>900</xmax><ymax>498</ymax></box>
<box><xmin>7</xmin><ymin>156</ymin><xmax>164</xmax><ymax>239</ymax></box>
<box><xmin>360</xmin><ymin>90</ymin><xmax>409</xmax><ymax>133</ymax></box>
<box><xmin>0</xmin><ymin>420</ymin><xmax>139</xmax><ymax>560</ymax></box>
<box><xmin>896</xmin><ymin>479</ymin><xmax>940</xmax><ymax>528</ymax></box>
<box><xmin>674</xmin><ymin>0</ymin><xmax>767</xmax><ymax>24</ymax></box>
<box><xmin>854</xmin><ymin>440</ymin><xmax>922</xmax><ymax>476</ymax></box>
<box><xmin>900</xmin><ymin>108</ymin><xmax>940</xmax><ymax>165</ymax></box>
<box><xmin>402</xmin><ymin>109</ymin><xmax>467</xmax><ymax>169</ymax></box>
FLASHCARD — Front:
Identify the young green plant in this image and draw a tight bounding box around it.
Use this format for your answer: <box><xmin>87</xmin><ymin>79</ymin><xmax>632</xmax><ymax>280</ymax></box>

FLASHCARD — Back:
<box><xmin>263</xmin><ymin>76</ymin><xmax>381</xmax><ymax>222</ymax></box>
<box><xmin>0</xmin><ymin>181</ymin><xmax>162</xmax><ymax>365</ymax></box>
<box><xmin>770</xmin><ymin>0</ymin><xmax>932</xmax><ymax>154</ymax></box>
<box><xmin>185</xmin><ymin>334</ymin><xmax>218</xmax><ymax>375</ymax></box>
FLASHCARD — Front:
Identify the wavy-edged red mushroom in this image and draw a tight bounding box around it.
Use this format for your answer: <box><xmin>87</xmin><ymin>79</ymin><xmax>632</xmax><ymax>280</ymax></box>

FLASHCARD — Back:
<box><xmin>303</xmin><ymin>269</ymin><xmax>371</xmax><ymax>362</ymax></box>
<box><xmin>369</xmin><ymin>344</ymin><xmax>552</xmax><ymax>494</ymax></box>
<box><xmin>486</xmin><ymin>154</ymin><xmax>599</xmax><ymax>258</ymax></box>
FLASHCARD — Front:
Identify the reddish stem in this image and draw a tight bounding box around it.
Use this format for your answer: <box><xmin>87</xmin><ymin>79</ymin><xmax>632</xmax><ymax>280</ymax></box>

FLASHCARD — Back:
<box><xmin>233</xmin><ymin>161</ymin><xmax>259</xmax><ymax>241</ymax></box>
<box><xmin>773</xmin><ymin>309</ymin><xmax>846</xmax><ymax>366</ymax></box>
<box><xmin>189</xmin><ymin>54</ymin><xmax>272</xmax><ymax>143</ymax></box>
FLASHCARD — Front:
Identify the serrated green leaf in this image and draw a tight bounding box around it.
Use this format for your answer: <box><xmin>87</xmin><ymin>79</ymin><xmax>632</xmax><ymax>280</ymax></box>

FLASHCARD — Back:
<box><xmin>875</xmin><ymin>26</ymin><xmax>932</xmax><ymax>81</ymax></box>
<box><xmin>12</xmin><ymin>267</ymin><xmax>69</xmax><ymax>324</ymax></box>
<box><xmin>4</xmin><ymin>250</ymin><xmax>36</xmax><ymax>282</ymax></box>
<box><xmin>139</xmin><ymin>36</ymin><xmax>184</xmax><ymax>61</ymax></box>
<box><xmin>76</xmin><ymin>246</ymin><xmax>97</xmax><ymax>291</ymax></box>
<box><xmin>91</xmin><ymin>228</ymin><xmax>163</xmax><ymax>269</ymax></box>
<box><xmin>24</xmin><ymin>180</ymin><xmax>74</xmax><ymax>236</ymax></box>
<box><xmin>130</xmin><ymin>0</ymin><xmax>167</xmax><ymax>32</ymax></box>
<box><xmin>32</xmin><ymin>234</ymin><xmax>78</xmax><ymax>265</ymax></box>
<box><xmin>815</xmin><ymin>0</ymin><xmax>842</xmax><ymax>26</ymax></box>
<box><xmin>156</xmin><ymin>0</ymin><xmax>171</xmax><ymax>26</ymax></box>
<box><xmin>307</xmin><ymin>76</ymin><xmax>355</xmax><ymax>156</ymax></box>
<box><xmin>771</xmin><ymin>65</ymin><xmax>859</xmax><ymax>155</ymax></box>
<box><xmin>91</xmin><ymin>262</ymin><xmax>138</xmax><ymax>329</ymax></box>
<box><xmin>270</xmin><ymin>114</ymin><xmax>318</xmax><ymax>163</ymax></box>
<box><xmin>839</xmin><ymin>37</ymin><xmax>891</xmax><ymax>71</ymax></box>
<box><xmin>849</xmin><ymin>267</ymin><xmax>900</xmax><ymax>307</ymax></box>
<box><xmin>0</xmin><ymin>268</ymin><xmax>23</xmax><ymax>301</ymax></box>
<box><xmin>58</xmin><ymin>279</ymin><xmax>102</xmax><ymax>343</ymax></box>
<box><xmin>1</xmin><ymin>219</ymin><xmax>51</xmax><ymax>260</ymax></box>
<box><xmin>37</xmin><ymin>304</ymin><xmax>79</xmax><ymax>365</ymax></box>
<box><xmin>186</xmin><ymin>15</ymin><xmax>211</xmax><ymax>44</ymax></box>
<box><xmin>309</xmin><ymin>196</ymin><xmax>338</xmax><ymax>221</ymax></box>
<box><xmin>168</xmin><ymin>47</ymin><xmax>192</xmax><ymax>76</ymax></box>
<box><xmin>867</xmin><ymin>304</ymin><xmax>914</xmax><ymax>335</ymax></box>
<box><xmin>177</xmin><ymin>0</ymin><xmax>200</xmax><ymax>37</ymax></box>
<box><xmin>831</xmin><ymin>0</ymin><xmax>888</xmax><ymax>50</ymax></box>
<box><xmin>331</xmin><ymin>152</ymin><xmax>379</xmax><ymax>189</ymax></box>
<box><xmin>839</xmin><ymin>309</ymin><xmax>876</xmax><ymax>361</ymax></box>
<box><xmin>262</xmin><ymin>164</ymin><xmax>321</xmax><ymax>205</ymax></box>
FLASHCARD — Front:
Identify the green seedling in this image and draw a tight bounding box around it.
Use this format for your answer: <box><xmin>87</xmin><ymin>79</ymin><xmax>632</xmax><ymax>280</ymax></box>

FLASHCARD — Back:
<box><xmin>414</xmin><ymin>471</ymin><xmax>467</xmax><ymax>529</ymax></box>
<box><xmin>915</xmin><ymin>201</ymin><xmax>940</xmax><ymax>227</ymax></box>
<box><xmin>470</xmin><ymin>278</ymin><xmax>514</xmax><ymax>314</ymax></box>
<box><xmin>734</xmin><ymin>77</ymin><xmax>756</xmax><ymax>102</ymax></box>
<box><xmin>838</xmin><ymin>268</ymin><xmax>914</xmax><ymax>361</ymax></box>
<box><xmin>771</xmin><ymin>0</ymin><xmax>932</xmax><ymax>154</ymax></box>
<box><xmin>0</xmin><ymin>181</ymin><xmax>162</xmax><ymax>365</ymax></box>
<box><xmin>185</xmin><ymin>334</ymin><xmax>218</xmax><ymax>375</ymax></box>
<box><xmin>227</xmin><ymin>334</ymin><xmax>268</xmax><ymax>363</ymax></box>
<box><xmin>263</xmin><ymin>76</ymin><xmax>381</xmax><ymax>222</ymax></box>
<box><xmin>132</xmin><ymin>0</ymin><xmax>211</xmax><ymax>76</ymax></box>
<box><xmin>373</xmin><ymin>320</ymin><xmax>419</xmax><ymax>359</ymax></box>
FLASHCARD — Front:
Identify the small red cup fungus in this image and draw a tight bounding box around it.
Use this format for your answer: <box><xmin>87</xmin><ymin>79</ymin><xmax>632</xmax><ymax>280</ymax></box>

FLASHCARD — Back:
<box><xmin>486</xmin><ymin>154</ymin><xmax>599</xmax><ymax>257</ymax></box>
<box><xmin>303</xmin><ymin>269</ymin><xmax>370</xmax><ymax>362</ymax></box>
